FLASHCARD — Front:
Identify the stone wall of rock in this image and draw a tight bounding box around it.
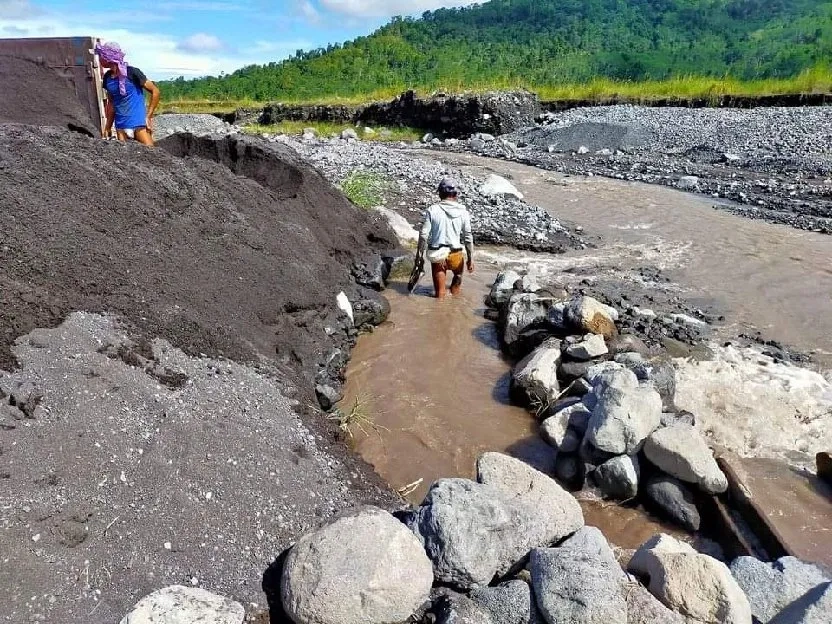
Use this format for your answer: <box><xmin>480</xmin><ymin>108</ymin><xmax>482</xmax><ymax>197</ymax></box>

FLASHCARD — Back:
<box><xmin>224</xmin><ymin>90</ymin><xmax>541</xmax><ymax>137</ymax></box>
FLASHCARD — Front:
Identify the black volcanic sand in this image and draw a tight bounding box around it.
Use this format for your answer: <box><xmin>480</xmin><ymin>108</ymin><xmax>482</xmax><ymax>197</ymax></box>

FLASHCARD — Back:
<box><xmin>0</xmin><ymin>56</ymin><xmax>98</xmax><ymax>135</ymax></box>
<box><xmin>0</xmin><ymin>125</ymin><xmax>396</xmax><ymax>390</ymax></box>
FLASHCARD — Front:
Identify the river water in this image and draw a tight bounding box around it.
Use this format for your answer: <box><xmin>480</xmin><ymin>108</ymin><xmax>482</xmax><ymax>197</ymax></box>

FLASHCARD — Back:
<box><xmin>340</xmin><ymin>153</ymin><xmax>832</xmax><ymax>549</ymax></box>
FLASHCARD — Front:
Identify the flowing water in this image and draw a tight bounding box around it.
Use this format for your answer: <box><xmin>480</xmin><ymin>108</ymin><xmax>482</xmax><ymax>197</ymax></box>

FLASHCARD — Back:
<box><xmin>341</xmin><ymin>154</ymin><xmax>832</xmax><ymax>549</ymax></box>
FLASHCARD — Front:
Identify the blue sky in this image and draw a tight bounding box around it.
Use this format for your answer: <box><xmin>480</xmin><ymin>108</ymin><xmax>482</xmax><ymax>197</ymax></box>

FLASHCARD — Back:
<box><xmin>0</xmin><ymin>0</ymin><xmax>478</xmax><ymax>79</ymax></box>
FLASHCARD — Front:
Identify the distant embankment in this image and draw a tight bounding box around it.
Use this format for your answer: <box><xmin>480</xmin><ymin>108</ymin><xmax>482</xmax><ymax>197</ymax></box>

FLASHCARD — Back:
<box><xmin>206</xmin><ymin>90</ymin><xmax>832</xmax><ymax>137</ymax></box>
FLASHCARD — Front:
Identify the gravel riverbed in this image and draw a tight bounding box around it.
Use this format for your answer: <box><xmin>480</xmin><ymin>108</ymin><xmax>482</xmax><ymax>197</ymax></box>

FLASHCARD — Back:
<box><xmin>441</xmin><ymin>105</ymin><xmax>832</xmax><ymax>234</ymax></box>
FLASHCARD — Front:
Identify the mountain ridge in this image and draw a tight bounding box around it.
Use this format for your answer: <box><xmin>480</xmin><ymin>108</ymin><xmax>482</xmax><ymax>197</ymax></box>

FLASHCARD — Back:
<box><xmin>160</xmin><ymin>0</ymin><xmax>832</xmax><ymax>102</ymax></box>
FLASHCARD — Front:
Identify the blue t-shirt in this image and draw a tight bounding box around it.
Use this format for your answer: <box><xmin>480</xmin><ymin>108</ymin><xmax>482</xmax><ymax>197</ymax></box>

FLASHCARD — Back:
<box><xmin>103</xmin><ymin>66</ymin><xmax>148</xmax><ymax>130</ymax></box>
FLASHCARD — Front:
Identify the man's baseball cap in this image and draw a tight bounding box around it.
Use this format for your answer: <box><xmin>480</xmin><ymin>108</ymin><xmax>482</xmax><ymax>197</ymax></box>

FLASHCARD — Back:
<box><xmin>438</xmin><ymin>177</ymin><xmax>459</xmax><ymax>194</ymax></box>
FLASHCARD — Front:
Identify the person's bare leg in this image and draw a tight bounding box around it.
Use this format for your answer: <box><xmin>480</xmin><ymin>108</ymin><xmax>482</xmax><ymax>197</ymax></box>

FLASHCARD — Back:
<box><xmin>116</xmin><ymin>129</ymin><xmax>128</xmax><ymax>142</ymax></box>
<box><xmin>450</xmin><ymin>271</ymin><xmax>463</xmax><ymax>296</ymax></box>
<box><xmin>432</xmin><ymin>265</ymin><xmax>447</xmax><ymax>299</ymax></box>
<box><xmin>134</xmin><ymin>128</ymin><xmax>155</xmax><ymax>146</ymax></box>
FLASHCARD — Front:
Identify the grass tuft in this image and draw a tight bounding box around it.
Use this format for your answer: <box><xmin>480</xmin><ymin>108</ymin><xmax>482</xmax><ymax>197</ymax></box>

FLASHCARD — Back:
<box><xmin>339</xmin><ymin>170</ymin><xmax>389</xmax><ymax>210</ymax></box>
<box><xmin>241</xmin><ymin>120</ymin><xmax>421</xmax><ymax>142</ymax></box>
<box><xmin>328</xmin><ymin>395</ymin><xmax>387</xmax><ymax>439</ymax></box>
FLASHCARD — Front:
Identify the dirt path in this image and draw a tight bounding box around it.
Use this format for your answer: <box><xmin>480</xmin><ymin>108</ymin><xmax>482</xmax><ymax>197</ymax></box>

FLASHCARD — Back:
<box><xmin>429</xmin><ymin>151</ymin><xmax>832</xmax><ymax>369</ymax></box>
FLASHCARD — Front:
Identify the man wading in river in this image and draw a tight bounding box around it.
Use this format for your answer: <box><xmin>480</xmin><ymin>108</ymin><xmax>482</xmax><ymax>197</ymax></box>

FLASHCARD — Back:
<box><xmin>415</xmin><ymin>177</ymin><xmax>475</xmax><ymax>298</ymax></box>
<box><xmin>96</xmin><ymin>41</ymin><xmax>160</xmax><ymax>146</ymax></box>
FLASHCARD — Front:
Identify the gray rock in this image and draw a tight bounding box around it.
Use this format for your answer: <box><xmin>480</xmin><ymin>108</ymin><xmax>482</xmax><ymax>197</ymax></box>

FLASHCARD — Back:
<box><xmin>586</xmin><ymin>370</ymin><xmax>662</xmax><ymax>455</ymax></box>
<box><xmin>489</xmin><ymin>270</ymin><xmax>521</xmax><ymax>307</ymax></box>
<box><xmin>566</xmin><ymin>334</ymin><xmax>609</xmax><ymax>361</ymax></box>
<box><xmin>577</xmin><ymin>145</ymin><xmax>590</xmax><ymax>154</ymax></box>
<box><xmin>531</xmin><ymin>547</ymin><xmax>627</xmax><ymax>624</ymax></box>
<box><xmin>769</xmin><ymin>582</ymin><xmax>832</xmax><ymax>624</ymax></box>
<box><xmin>643</xmin><ymin>424</ymin><xmax>729</xmax><ymax>494</ymax></box>
<box><xmin>646</xmin><ymin>359</ymin><xmax>678</xmax><ymax>411</ymax></box>
<box><xmin>559</xmin><ymin>526</ymin><xmax>624</xmax><ymax>577</ymax></box>
<box><xmin>480</xmin><ymin>174</ymin><xmax>524</xmax><ymax>200</ymax></box>
<box><xmin>9</xmin><ymin>381</ymin><xmax>41</xmax><ymax>418</ymax></box>
<box><xmin>730</xmin><ymin>557</ymin><xmax>830</xmax><ymax>623</ymax></box>
<box><xmin>594</xmin><ymin>455</ymin><xmax>640</xmax><ymax>500</ymax></box>
<box><xmin>341</xmin><ymin>128</ymin><xmax>359</xmax><ymax>140</ymax></box>
<box><xmin>315</xmin><ymin>384</ymin><xmax>342</xmax><ymax>411</ymax></box>
<box><xmin>644</xmin><ymin>475</ymin><xmax>701</xmax><ymax>532</ymax></box>
<box><xmin>628</xmin><ymin>533</ymin><xmax>751</xmax><ymax>624</ymax></box>
<box><xmin>559</xmin><ymin>360</ymin><xmax>594</xmax><ymax>382</ymax></box>
<box><xmin>469</xmin><ymin>137</ymin><xmax>486</xmax><ymax>151</ymax></box>
<box><xmin>119</xmin><ymin>585</ymin><xmax>245</xmax><ymax>624</ymax></box>
<box><xmin>410</xmin><ymin>479</ymin><xmax>510</xmax><ymax>588</ymax></box>
<box><xmin>282</xmin><ymin>507</ymin><xmax>433</xmax><ymax>624</ymax></box>
<box><xmin>661</xmin><ymin>411</ymin><xmax>696</xmax><ymax>427</ymax></box>
<box><xmin>470</xmin><ymin>580</ymin><xmax>537</xmax><ymax>624</ymax></box>
<box><xmin>678</xmin><ymin>175</ymin><xmax>700</xmax><ymax>191</ymax></box>
<box><xmin>540</xmin><ymin>402</ymin><xmax>592</xmax><ymax>450</ymax></box>
<box><xmin>512</xmin><ymin>339</ymin><xmax>562</xmax><ymax>408</ymax></box>
<box><xmin>517</xmin><ymin>274</ymin><xmax>541</xmax><ymax>293</ymax></box>
<box><xmin>608</xmin><ymin>334</ymin><xmax>651</xmax><ymax>356</ymax></box>
<box><xmin>554</xmin><ymin>454</ymin><xmax>584</xmax><ymax>488</ymax></box>
<box><xmin>625</xmin><ymin>581</ymin><xmax>685</xmax><ymax>624</ymax></box>
<box><xmin>422</xmin><ymin>133</ymin><xmax>435</xmax><ymax>143</ymax></box>
<box><xmin>565</xmin><ymin>296</ymin><xmax>618</xmax><ymax>338</ymax></box>
<box><xmin>435</xmin><ymin>591</ymin><xmax>494</xmax><ymax>624</ymax></box>
<box><xmin>503</xmin><ymin>293</ymin><xmax>558</xmax><ymax>353</ymax></box>
<box><xmin>477</xmin><ymin>452</ymin><xmax>585</xmax><ymax>562</ymax></box>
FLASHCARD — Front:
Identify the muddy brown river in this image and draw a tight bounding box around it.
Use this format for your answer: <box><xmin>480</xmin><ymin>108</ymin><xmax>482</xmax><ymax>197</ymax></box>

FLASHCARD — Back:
<box><xmin>341</xmin><ymin>154</ymin><xmax>832</xmax><ymax>550</ymax></box>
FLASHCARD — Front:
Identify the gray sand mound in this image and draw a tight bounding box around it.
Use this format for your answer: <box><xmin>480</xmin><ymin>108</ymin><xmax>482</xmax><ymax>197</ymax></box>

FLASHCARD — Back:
<box><xmin>511</xmin><ymin>121</ymin><xmax>649</xmax><ymax>153</ymax></box>
<box><xmin>0</xmin><ymin>56</ymin><xmax>98</xmax><ymax>135</ymax></box>
<box><xmin>0</xmin><ymin>125</ymin><xmax>395</xmax><ymax>386</ymax></box>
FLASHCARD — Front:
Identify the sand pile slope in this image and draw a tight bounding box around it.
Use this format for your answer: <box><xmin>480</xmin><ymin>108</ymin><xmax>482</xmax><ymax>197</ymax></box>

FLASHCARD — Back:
<box><xmin>0</xmin><ymin>125</ymin><xmax>395</xmax><ymax>384</ymax></box>
<box><xmin>0</xmin><ymin>56</ymin><xmax>98</xmax><ymax>135</ymax></box>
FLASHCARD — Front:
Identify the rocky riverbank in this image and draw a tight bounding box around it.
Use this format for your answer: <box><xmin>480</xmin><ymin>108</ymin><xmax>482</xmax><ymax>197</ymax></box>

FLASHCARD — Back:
<box><xmin>432</xmin><ymin>105</ymin><xmax>832</xmax><ymax>234</ymax></box>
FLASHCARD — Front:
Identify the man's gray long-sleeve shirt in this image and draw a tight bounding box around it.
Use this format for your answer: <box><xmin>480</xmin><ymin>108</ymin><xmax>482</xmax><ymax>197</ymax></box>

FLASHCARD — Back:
<box><xmin>419</xmin><ymin>200</ymin><xmax>474</xmax><ymax>251</ymax></box>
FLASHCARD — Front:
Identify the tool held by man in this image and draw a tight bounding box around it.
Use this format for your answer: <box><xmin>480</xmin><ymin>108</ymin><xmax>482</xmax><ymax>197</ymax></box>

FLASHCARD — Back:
<box><xmin>407</xmin><ymin>253</ymin><xmax>426</xmax><ymax>293</ymax></box>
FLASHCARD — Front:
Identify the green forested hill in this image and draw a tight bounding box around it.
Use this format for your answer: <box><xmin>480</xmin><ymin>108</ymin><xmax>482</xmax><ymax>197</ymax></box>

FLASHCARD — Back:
<box><xmin>161</xmin><ymin>0</ymin><xmax>832</xmax><ymax>102</ymax></box>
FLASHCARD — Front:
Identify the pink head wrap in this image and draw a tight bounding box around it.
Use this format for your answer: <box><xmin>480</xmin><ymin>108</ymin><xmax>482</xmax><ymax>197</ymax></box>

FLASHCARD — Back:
<box><xmin>95</xmin><ymin>42</ymin><xmax>128</xmax><ymax>95</ymax></box>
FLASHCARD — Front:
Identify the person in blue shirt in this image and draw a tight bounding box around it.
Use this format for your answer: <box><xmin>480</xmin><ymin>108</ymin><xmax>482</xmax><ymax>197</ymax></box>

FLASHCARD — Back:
<box><xmin>96</xmin><ymin>42</ymin><xmax>160</xmax><ymax>146</ymax></box>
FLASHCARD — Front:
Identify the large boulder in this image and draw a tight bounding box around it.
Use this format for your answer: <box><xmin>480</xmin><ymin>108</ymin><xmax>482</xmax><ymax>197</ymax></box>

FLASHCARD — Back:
<box><xmin>594</xmin><ymin>455</ymin><xmax>640</xmax><ymax>500</ymax></box>
<box><xmin>769</xmin><ymin>582</ymin><xmax>832</xmax><ymax>624</ymax></box>
<box><xmin>512</xmin><ymin>339</ymin><xmax>562</xmax><ymax>407</ymax></box>
<box><xmin>628</xmin><ymin>534</ymin><xmax>752</xmax><ymax>624</ymax></box>
<box><xmin>586</xmin><ymin>370</ymin><xmax>662</xmax><ymax>455</ymax></box>
<box><xmin>645</xmin><ymin>475</ymin><xmax>701</xmax><ymax>532</ymax></box>
<box><xmin>477</xmin><ymin>452</ymin><xmax>584</xmax><ymax>558</ymax></box>
<box><xmin>503</xmin><ymin>294</ymin><xmax>562</xmax><ymax>355</ymax></box>
<box><xmin>409</xmin><ymin>479</ymin><xmax>510</xmax><ymax>588</ymax></box>
<box><xmin>730</xmin><ymin>557</ymin><xmax>830</xmax><ymax>623</ymax></box>
<box><xmin>531</xmin><ymin>547</ymin><xmax>627</xmax><ymax>624</ymax></box>
<box><xmin>119</xmin><ymin>586</ymin><xmax>245</xmax><ymax>624</ymax></box>
<box><xmin>565</xmin><ymin>296</ymin><xmax>618</xmax><ymax>339</ymax></box>
<box><xmin>373</xmin><ymin>207</ymin><xmax>419</xmax><ymax>245</ymax></box>
<box><xmin>539</xmin><ymin>402</ymin><xmax>591</xmax><ymax>451</ymax></box>
<box><xmin>281</xmin><ymin>507</ymin><xmax>433</xmax><ymax>624</ymax></box>
<box><xmin>411</xmin><ymin>464</ymin><xmax>582</xmax><ymax>591</ymax></box>
<box><xmin>480</xmin><ymin>174</ymin><xmax>524</xmax><ymax>200</ymax></box>
<box><xmin>488</xmin><ymin>270</ymin><xmax>521</xmax><ymax>307</ymax></box>
<box><xmin>643</xmin><ymin>424</ymin><xmax>728</xmax><ymax>494</ymax></box>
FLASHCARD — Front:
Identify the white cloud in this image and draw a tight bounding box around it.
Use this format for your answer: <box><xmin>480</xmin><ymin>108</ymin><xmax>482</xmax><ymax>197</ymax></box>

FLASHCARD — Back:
<box><xmin>178</xmin><ymin>32</ymin><xmax>225</xmax><ymax>53</ymax></box>
<box><xmin>317</xmin><ymin>0</ymin><xmax>478</xmax><ymax>18</ymax></box>
<box><xmin>0</xmin><ymin>8</ymin><xmax>308</xmax><ymax>79</ymax></box>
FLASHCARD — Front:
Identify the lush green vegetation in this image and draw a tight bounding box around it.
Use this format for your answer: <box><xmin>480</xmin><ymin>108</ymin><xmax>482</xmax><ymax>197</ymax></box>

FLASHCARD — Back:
<box><xmin>240</xmin><ymin>121</ymin><xmax>422</xmax><ymax>142</ymax></box>
<box><xmin>160</xmin><ymin>0</ymin><xmax>832</xmax><ymax>104</ymax></box>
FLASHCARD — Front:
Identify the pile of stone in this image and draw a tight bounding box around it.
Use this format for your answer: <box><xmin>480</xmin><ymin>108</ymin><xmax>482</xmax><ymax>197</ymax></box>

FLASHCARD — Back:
<box><xmin>488</xmin><ymin>270</ymin><xmax>725</xmax><ymax>532</ymax></box>
<box><xmin>125</xmin><ymin>450</ymin><xmax>830</xmax><ymax>623</ymax></box>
